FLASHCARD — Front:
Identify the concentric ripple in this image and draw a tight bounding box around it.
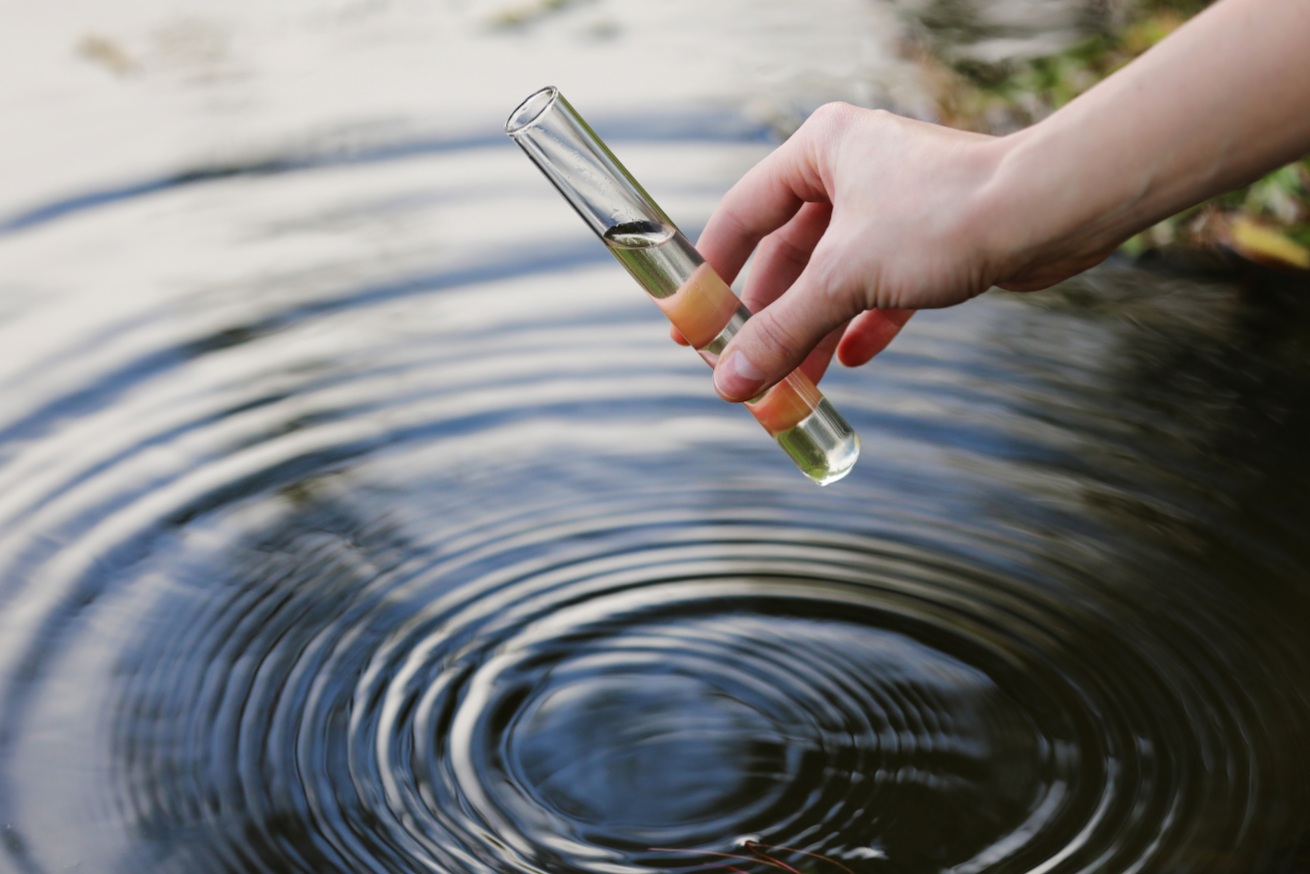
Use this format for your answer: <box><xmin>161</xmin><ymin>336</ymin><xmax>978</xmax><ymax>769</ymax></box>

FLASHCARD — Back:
<box><xmin>1</xmin><ymin>123</ymin><xmax>1310</xmax><ymax>874</ymax></box>
<box><xmin>40</xmin><ymin>487</ymin><xmax>1310</xmax><ymax>874</ymax></box>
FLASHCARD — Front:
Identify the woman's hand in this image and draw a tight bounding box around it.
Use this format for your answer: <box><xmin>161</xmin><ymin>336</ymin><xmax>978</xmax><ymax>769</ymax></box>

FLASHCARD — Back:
<box><xmin>688</xmin><ymin>0</ymin><xmax>1310</xmax><ymax>403</ymax></box>
<box><xmin>683</xmin><ymin>104</ymin><xmax>1098</xmax><ymax>402</ymax></box>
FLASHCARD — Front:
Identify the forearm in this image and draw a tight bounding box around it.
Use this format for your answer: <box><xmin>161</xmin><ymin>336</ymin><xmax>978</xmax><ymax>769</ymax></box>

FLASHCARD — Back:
<box><xmin>989</xmin><ymin>0</ymin><xmax>1310</xmax><ymax>272</ymax></box>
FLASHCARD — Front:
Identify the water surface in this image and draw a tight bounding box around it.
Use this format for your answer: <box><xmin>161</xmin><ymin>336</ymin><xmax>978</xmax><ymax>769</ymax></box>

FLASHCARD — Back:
<box><xmin>2</xmin><ymin>2</ymin><xmax>1309</xmax><ymax>873</ymax></box>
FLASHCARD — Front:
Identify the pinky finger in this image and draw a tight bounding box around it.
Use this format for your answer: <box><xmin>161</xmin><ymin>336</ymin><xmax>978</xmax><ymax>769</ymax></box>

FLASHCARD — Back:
<box><xmin>798</xmin><ymin>321</ymin><xmax>849</xmax><ymax>386</ymax></box>
<box><xmin>836</xmin><ymin>309</ymin><xmax>915</xmax><ymax>367</ymax></box>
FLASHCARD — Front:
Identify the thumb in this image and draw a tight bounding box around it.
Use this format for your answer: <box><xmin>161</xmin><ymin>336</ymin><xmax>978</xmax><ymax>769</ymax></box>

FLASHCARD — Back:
<box><xmin>712</xmin><ymin>269</ymin><xmax>858</xmax><ymax>402</ymax></box>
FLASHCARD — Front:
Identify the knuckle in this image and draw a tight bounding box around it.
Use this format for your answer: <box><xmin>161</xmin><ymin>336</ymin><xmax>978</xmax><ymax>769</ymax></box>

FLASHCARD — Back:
<box><xmin>860</xmin><ymin>274</ymin><xmax>899</xmax><ymax>311</ymax></box>
<box><xmin>771</xmin><ymin>235</ymin><xmax>812</xmax><ymax>274</ymax></box>
<box><xmin>793</xmin><ymin>103</ymin><xmax>851</xmax><ymax>150</ymax></box>
<box><xmin>718</xmin><ymin>204</ymin><xmax>753</xmax><ymax>240</ymax></box>
<box><xmin>749</xmin><ymin>308</ymin><xmax>806</xmax><ymax>364</ymax></box>
<box><xmin>856</xmin><ymin>107</ymin><xmax>904</xmax><ymax>144</ymax></box>
<box><xmin>809</xmin><ymin>101</ymin><xmax>855</xmax><ymax>128</ymax></box>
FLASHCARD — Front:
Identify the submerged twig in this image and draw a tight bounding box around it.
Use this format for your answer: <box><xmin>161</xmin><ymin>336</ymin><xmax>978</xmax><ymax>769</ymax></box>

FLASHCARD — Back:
<box><xmin>653</xmin><ymin>841</ymin><xmax>861</xmax><ymax>874</ymax></box>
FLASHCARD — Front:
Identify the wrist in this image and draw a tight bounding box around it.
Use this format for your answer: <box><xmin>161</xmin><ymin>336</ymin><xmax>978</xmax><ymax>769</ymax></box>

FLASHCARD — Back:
<box><xmin>972</xmin><ymin>109</ymin><xmax>1158</xmax><ymax>289</ymax></box>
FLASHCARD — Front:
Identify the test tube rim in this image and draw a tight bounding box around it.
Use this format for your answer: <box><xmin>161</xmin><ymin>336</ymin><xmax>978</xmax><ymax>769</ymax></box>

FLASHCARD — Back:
<box><xmin>505</xmin><ymin>85</ymin><xmax>560</xmax><ymax>135</ymax></box>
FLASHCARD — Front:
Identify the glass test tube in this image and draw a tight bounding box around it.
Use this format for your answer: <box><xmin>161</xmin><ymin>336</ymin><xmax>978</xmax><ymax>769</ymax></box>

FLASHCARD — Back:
<box><xmin>505</xmin><ymin>86</ymin><xmax>859</xmax><ymax>485</ymax></box>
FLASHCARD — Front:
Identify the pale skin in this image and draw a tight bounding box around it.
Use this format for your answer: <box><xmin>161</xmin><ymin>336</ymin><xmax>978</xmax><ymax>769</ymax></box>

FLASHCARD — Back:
<box><xmin>677</xmin><ymin>0</ymin><xmax>1310</xmax><ymax>403</ymax></box>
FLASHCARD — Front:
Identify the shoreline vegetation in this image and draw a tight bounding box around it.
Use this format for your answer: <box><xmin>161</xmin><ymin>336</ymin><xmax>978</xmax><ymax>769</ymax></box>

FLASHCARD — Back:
<box><xmin>909</xmin><ymin>0</ymin><xmax>1310</xmax><ymax>274</ymax></box>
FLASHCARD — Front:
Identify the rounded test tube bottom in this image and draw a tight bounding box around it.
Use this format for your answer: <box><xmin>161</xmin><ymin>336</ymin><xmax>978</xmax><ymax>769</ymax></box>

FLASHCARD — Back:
<box><xmin>746</xmin><ymin>372</ymin><xmax>860</xmax><ymax>485</ymax></box>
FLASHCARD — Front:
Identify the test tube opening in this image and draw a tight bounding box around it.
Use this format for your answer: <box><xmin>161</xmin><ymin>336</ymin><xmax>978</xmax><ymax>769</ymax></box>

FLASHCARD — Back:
<box><xmin>505</xmin><ymin>86</ymin><xmax>559</xmax><ymax>135</ymax></box>
<box><xmin>504</xmin><ymin>86</ymin><xmax>669</xmax><ymax>239</ymax></box>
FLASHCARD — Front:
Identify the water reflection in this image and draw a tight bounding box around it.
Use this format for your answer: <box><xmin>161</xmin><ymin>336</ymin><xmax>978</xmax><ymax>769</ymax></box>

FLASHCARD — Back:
<box><xmin>2</xmin><ymin>1</ymin><xmax>1310</xmax><ymax>872</ymax></box>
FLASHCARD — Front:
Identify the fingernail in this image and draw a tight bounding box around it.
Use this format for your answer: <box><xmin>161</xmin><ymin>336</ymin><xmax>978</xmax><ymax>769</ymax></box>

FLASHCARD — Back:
<box><xmin>714</xmin><ymin>350</ymin><xmax>765</xmax><ymax>401</ymax></box>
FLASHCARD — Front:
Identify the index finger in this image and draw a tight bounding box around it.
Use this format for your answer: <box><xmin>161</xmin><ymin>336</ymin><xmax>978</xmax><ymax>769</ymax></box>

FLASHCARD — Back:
<box><xmin>695</xmin><ymin>133</ymin><xmax>832</xmax><ymax>286</ymax></box>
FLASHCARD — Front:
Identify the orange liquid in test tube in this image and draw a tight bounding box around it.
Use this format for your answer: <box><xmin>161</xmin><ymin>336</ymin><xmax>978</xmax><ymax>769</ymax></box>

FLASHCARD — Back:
<box><xmin>655</xmin><ymin>263</ymin><xmax>817</xmax><ymax>436</ymax></box>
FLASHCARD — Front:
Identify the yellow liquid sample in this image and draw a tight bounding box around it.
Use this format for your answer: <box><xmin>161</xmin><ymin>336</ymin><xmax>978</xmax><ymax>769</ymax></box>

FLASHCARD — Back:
<box><xmin>654</xmin><ymin>263</ymin><xmax>742</xmax><ymax>350</ymax></box>
<box><xmin>603</xmin><ymin>220</ymin><xmax>859</xmax><ymax>484</ymax></box>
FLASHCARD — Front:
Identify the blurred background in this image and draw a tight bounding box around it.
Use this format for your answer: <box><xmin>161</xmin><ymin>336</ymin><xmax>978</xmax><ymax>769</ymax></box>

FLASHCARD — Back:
<box><xmin>1</xmin><ymin>1</ymin><xmax>1308</xmax><ymax>873</ymax></box>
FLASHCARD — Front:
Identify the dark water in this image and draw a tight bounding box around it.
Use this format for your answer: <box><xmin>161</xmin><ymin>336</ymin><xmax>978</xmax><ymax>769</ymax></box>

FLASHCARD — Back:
<box><xmin>1</xmin><ymin>115</ymin><xmax>1309</xmax><ymax>874</ymax></box>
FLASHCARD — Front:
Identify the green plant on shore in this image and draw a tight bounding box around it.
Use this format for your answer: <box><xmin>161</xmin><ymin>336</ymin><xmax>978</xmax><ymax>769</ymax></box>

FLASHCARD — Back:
<box><xmin>915</xmin><ymin>0</ymin><xmax>1310</xmax><ymax>271</ymax></box>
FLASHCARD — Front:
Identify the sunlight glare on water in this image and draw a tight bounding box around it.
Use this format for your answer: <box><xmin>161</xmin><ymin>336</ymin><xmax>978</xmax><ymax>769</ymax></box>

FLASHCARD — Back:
<box><xmin>1</xmin><ymin>1</ymin><xmax>1309</xmax><ymax>873</ymax></box>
